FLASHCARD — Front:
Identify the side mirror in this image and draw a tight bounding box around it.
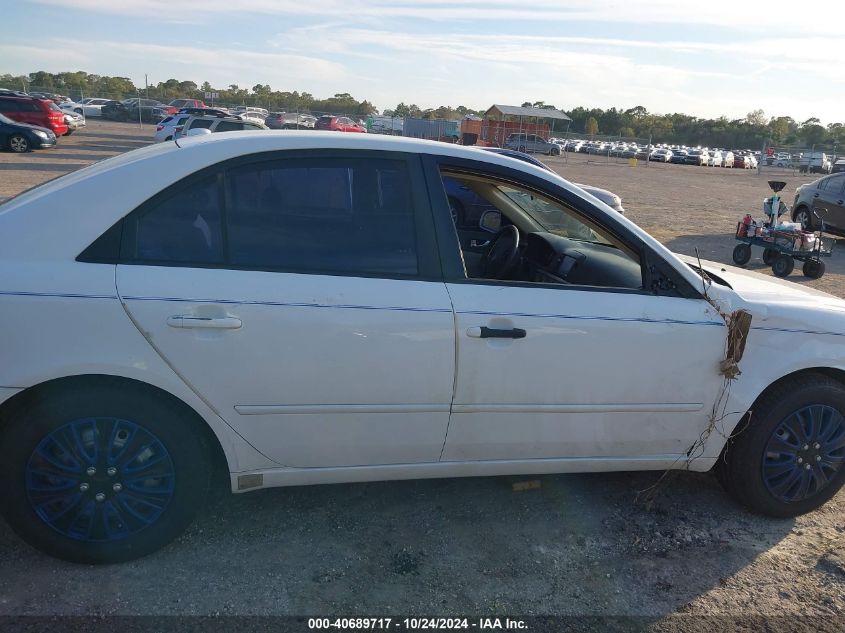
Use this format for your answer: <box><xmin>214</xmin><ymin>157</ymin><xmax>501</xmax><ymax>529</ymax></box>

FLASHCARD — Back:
<box><xmin>480</xmin><ymin>210</ymin><xmax>502</xmax><ymax>233</ymax></box>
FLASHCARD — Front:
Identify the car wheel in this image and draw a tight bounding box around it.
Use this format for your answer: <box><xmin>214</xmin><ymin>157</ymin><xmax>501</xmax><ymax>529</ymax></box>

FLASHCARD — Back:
<box><xmin>165</xmin><ymin>136</ymin><xmax>173</xmax><ymax>142</ymax></box>
<box><xmin>719</xmin><ymin>373</ymin><xmax>845</xmax><ymax>517</ymax></box>
<box><xmin>772</xmin><ymin>254</ymin><xmax>794</xmax><ymax>277</ymax></box>
<box><xmin>9</xmin><ymin>134</ymin><xmax>31</xmax><ymax>153</ymax></box>
<box><xmin>74</xmin><ymin>108</ymin><xmax>83</xmax><ymax>115</ymax></box>
<box><xmin>64</xmin><ymin>130</ymin><xmax>74</xmax><ymax>136</ymax></box>
<box><xmin>0</xmin><ymin>383</ymin><xmax>212</xmax><ymax>563</ymax></box>
<box><xmin>762</xmin><ymin>248</ymin><xmax>779</xmax><ymax>266</ymax></box>
<box><xmin>793</xmin><ymin>207</ymin><xmax>814</xmax><ymax>231</ymax></box>
<box><xmin>732</xmin><ymin>243</ymin><xmax>752</xmax><ymax>266</ymax></box>
<box><xmin>551</xmin><ymin>147</ymin><xmax>560</xmax><ymax>156</ymax></box>
<box><xmin>518</xmin><ymin>146</ymin><xmax>526</xmax><ymax>153</ymax></box>
<box><xmin>802</xmin><ymin>259</ymin><xmax>825</xmax><ymax>279</ymax></box>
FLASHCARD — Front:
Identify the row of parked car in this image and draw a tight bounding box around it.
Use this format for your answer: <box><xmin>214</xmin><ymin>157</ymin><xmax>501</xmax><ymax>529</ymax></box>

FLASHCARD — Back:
<box><xmin>549</xmin><ymin>137</ymin><xmax>760</xmax><ymax>168</ymax></box>
<box><xmin>0</xmin><ymin>89</ymin><xmax>88</xmax><ymax>152</ymax></box>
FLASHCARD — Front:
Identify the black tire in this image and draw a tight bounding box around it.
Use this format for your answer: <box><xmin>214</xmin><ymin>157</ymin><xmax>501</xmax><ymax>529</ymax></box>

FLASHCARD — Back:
<box><xmin>762</xmin><ymin>248</ymin><xmax>779</xmax><ymax>265</ymax></box>
<box><xmin>0</xmin><ymin>382</ymin><xmax>212</xmax><ymax>563</ymax></box>
<box><xmin>165</xmin><ymin>136</ymin><xmax>173</xmax><ymax>142</ymax></box>
<box><xmin>550</xmin><ymin>147</ymin><xmax>560</xmax><ymax>156</ymax></box>
<box><xmin>8</xmin><ymin>134</ymin><xmax>31</xmax><ymax>153</ymax></box>
<box><xmin>793</xmin><ymin>206</ymin><xmax>814</xmax><ymax>231</ymax></box>
<box><xmin>772</xmin><ymin>254</ymin><xmax>794</xmax><ymax>277</ymax></box>
<box><xmin>74</xmin><ymin>108</ymin><xmax>83</xmax><ymax>115</ymax></box>
<box><xmin>718</xmin><ymin>373</ymin><xmax>845</xmax><ymax>517</ymax></box>
<box><xmin>518</xmin><ymin>146</ymin><xmax>526</xmax><ymax>153</ymax></box>
<box><xmin>732</xmin><ymin>243</ymin><xmax>752</xmax><ymax>266</ymax></box>
<box><xmin>64</xmin><ymin>129</ymin><xmax>74</xmax><ymax>136</ymax></box>
<box><xmin>802</xmin><ymin>259</ymin><xmax>825</xmax><ymax>279</ymax></box>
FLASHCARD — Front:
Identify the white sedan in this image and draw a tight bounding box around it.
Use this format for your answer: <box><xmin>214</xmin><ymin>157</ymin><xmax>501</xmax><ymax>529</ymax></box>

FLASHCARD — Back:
<box><xmin>1</xmin><ymin>133</ymin><xmax>844</xmax><ymax>564</ymax></box>
<box><xmin>61</xmin><ymin>98</ymin><xmax>111</xmax><ymax>117</ymax></box>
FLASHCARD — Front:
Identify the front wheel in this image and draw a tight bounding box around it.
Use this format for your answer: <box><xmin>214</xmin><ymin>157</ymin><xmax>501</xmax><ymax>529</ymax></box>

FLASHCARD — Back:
<box><xmin>772</xmin><ymin>254</ymin><xmax>794</xmax><ymax>277</ymax></box>
<box><xmin>9</xmin><ymin>134</ymin><xmax>31</xmax><ymax>153</ymax></box>
<box><xmin>0</xmin><ymin>383</ymin><xmax>212</xmax><ymax>563</ymax></box>
<box><xmin>732</xmin><ymin>243</ymin><xmax>752</xmax><ymax>265</ymax></box>
<box><xmin>794</xmin><ymin>207</ymin><xmax>814</xmax><ymax>231</ymax></box>
<box><xmin>718</xmin><ymin>373</ymin><xmax>845</xmax><ymax>517</ymax></box>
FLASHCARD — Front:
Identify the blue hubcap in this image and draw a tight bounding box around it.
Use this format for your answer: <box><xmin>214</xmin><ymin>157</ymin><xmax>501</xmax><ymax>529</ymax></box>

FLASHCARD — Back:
<box><xmin>25</xmin><ymin>418</ymin><xmax>176</xmax><ymax>542</ymax></box>
<box><xmin>763</xmin><ymin>405</ymin><xmax>845</xmax><ymax>503</ymax></box>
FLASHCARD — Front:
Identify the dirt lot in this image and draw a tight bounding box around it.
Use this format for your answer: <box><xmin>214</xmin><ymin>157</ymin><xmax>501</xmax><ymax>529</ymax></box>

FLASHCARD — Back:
<box><xmin>0</xmin><ymin>121</ymin><xmax>843</xmax><ymax>627</ymax></box>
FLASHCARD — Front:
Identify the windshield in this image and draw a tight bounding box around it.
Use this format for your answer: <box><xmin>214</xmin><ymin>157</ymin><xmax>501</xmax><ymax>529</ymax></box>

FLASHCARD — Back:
<box><xmin>498</xmin><ymin>184</ymin><xmax>611</xmax><ymax>244</ymax></box>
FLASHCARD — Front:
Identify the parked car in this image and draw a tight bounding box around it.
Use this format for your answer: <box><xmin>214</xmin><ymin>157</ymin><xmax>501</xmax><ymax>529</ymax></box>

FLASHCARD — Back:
<box><xmin>62</xmin><ymin>110</ymin><xmax>86</xmax><ymax>135</ymax></box>
<box><xmin>798</xmin><ymin>152</ymin><xmax>832</xmax><ymax>175</ymax></box>
<box><xmin>649</xmin><ymin>148</ymin><xmax>673</xmax><ymax>162</ymax></box>
<box><xmin>832</xmin><ymin>159</ymin><xmax>845</xmax><ymax>174</ymax></box>
<box><xmin>480</xmin><ymin>147</ymin><xmax>625</xmax><ymax>213</ymax></box>
<box><xmin>174</xmin><ymin>115</ymin><xmax>268</xmax><ymax>139</ymax></box>
<box><xmin>265</xmin><ymin>112</ymin><xmax>315</xmax><ymax>130</ymax></box>
<box><xmin>0</xmin><ymin>112</ymin><xmax>57</xmax><ymax>152</ymax></box>
<box><xmin>707</xmin><ymin>150</ymin><xmax>722</xmax><ymax>167</ymax></box>
<box><xmin>0</xmin><ymin>91</ymin><xmax>68</xmax><ymax>136</ymax></box>
<box><xmin>154</xmin><ymin>113</ymin><xmax>193</xmax><ymax>142</ymax></box>
<box><xmin>168</xmin><ymin>99</ymin><xmax>207</xmax><ymax>110</ymax></box>
<box><xmin>102</xmin><ymin>99</ymin><xmax>174</xmax><ymax>122</ymax></box>
<box><xmin>670</xmin><ymin>150</ymin><xmax>688</xmax><ymax>164</ymax></box>
<box><xmin>2</xmin><ymin>133</ymin><xmax>845</xmax><ymax>564</ymax></box>
<box><xmin>503</xmin><ymin>133</ymin><xmax>562</xmax><ymax>156</ymax></box>
<box><xmin>792</xmin><ymin>173</ymin><xmax>845</xmax><ymax>235</ymax></box>
<box><xmin>176</xmin><ymin>107</ymin><xmax>231</xmax><ymax>117</ymax></box>
<box><xmin>314</xmin><ymin>115</ymin><xmax>366</xmax><ymax>133</ymax></box>
<box><xmin>721</xmin><ymin>151</ymin><xmax>735</xmax><ymax>168</ymax></box>
<box><xmin>684</xmin><ymin>149</ymin><xmax>709</xmax><ymax>166</ymax></box>
<box><xmin>75</xmin><ymin>98</ymin><xmax>111</xmax><ymax>117</ymax></box>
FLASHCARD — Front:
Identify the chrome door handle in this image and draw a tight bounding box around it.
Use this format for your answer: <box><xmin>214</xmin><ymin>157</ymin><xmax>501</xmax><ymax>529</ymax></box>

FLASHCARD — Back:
<box><xmin>167</xmin><ymin>315</ymin><xmax>242</xmax><ymax>329</ymax></box>
<box><xmin>470</xmin><ymin>239</ymin><xmax>491</xmax><ymax>248</ymax></box>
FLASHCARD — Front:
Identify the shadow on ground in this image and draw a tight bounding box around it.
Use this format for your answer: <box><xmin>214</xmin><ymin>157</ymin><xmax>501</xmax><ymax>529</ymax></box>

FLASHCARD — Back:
<box><xmin>0</xmin><ymin>469</ymin><xmax>794</xmax><ymax>618</ymax></box>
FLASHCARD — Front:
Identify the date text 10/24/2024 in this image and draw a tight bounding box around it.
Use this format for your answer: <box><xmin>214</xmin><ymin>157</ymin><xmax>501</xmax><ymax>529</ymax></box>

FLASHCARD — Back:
<box><xmin>308</xmin><ymin>618</ymin><xmax>528</xmax><ymax>630</ymax></box>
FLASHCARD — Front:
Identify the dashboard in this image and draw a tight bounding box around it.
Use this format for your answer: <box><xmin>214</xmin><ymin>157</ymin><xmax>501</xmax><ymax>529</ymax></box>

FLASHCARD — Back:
<box><xmin>523</xmin><ymin>232</ymin><xmax>643</xmax><ymax>290</ymax></box>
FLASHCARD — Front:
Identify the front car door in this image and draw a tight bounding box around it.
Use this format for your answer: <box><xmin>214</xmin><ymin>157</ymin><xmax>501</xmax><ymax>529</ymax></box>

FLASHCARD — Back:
<box><xmin>422</xmin><ymin>156</ymin><xmax>727</xmax><ymax>465</ymax></box>
<box><xmin>112</xmin><ymin>151</ymin><xmax>455</xmax><ymax>468</ymax></box>
<box><xmin>816</xmin><ymin>174</ymin><xmax>845</xmax><ymax>231</ymax></box>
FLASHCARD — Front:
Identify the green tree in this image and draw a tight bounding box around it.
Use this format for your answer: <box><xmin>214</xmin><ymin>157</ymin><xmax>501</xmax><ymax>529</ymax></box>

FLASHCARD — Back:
<box><xmin>585</xmin><ymin>116</ymin><xmax>599</xmax><ymax>136</ymax></box>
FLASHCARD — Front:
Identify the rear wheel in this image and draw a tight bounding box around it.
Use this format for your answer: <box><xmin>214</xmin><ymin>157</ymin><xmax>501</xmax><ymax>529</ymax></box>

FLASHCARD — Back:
<box><xmin>772</xmin><ymin>254</ymin><xmax>794</xmax><ymax>277</ymax></box>
<box><xmin>719</xmin><ymin>374</ymin><xmax>845</xmax><ymax>517</ymax></box>
<box><xmin>732</xmin><ymin>243</ymin><xmax>752</xmax><ymax>265</ymax></box>
<box><xmin>0</xmin><ymin>383</ymin><xmax>212</xmax><ymax>563</ymax></box>
<box><xmin>9</xmin><ymin>134</ymin><xmax>31</xmax><ymax>153</ymax></box>
<box><xmin>803</xmin><ymin>259</ymin><xmax>825</xmax><ymax>279</ymax></box>
<box><xmin>762</xmin><ymin>248</ymin><xmax>779</xmax><ymax>265</ymax></box>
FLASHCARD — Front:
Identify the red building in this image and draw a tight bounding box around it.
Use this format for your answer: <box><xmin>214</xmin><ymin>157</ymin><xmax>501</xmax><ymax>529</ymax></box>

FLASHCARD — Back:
<box><xmin>477</xmin><ymin>104</ymin><xmax>571</xmax><ymax>147</ymax></box>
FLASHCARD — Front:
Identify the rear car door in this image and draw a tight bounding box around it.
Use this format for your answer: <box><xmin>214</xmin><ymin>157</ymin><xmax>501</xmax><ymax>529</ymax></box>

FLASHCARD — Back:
<box><xmin>113</xmin><ymin>151</ymin><xmax>455</xmax><ymax>468</ymax></box>
<box><xmin>817</xmin><ymin>174</ymin><xmax>845</xmax><ymax>230</ymax></box>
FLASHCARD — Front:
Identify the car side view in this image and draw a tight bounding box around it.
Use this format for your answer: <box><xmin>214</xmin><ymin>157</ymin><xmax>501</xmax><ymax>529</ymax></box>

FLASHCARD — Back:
<box><xmin>0</xmin><ymin>133</ymin><xmax>844</xmax><ymax>564</ymax></box>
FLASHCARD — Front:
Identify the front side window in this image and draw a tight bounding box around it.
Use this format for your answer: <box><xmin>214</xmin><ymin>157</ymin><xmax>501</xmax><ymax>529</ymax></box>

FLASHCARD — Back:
<box><xmin>215</xmin><ymin>120</ymin><xmax>244</xmax><ymax>132</ymax></box>
<box><xmin>188</xmin><ymin>118</ymin><xmax>214</xmax><ymax>130</ymax></box>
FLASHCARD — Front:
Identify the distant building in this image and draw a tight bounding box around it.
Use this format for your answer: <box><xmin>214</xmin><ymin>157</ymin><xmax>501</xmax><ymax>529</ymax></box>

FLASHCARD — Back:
<box><xmin>480</xmin><ymin>104</ymin><xmax>571</xmax><ymax>147</ymax></box>
<box><xmin>402</xmin><ymin>117</ymin><xmax>460</xmax><ymax>141</ymax></box>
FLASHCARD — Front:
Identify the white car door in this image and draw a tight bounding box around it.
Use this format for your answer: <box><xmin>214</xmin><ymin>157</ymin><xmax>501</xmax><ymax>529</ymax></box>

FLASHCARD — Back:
<box><xmin>426</xmin><ymin>159</ymin><xmax>727</xmax><ymax>464</ymax></box>
<box><xmin>115</xmin><ymin>152</ymin><xmax>455</xmax><ymax>468</ymax></box>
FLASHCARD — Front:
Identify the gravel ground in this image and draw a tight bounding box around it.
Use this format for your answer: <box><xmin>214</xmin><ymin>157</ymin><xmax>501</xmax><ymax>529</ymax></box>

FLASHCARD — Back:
<box><xmin>0</xmin><ymin>121</ymin><xmax>843</xmax><ymax>625</ymax></box>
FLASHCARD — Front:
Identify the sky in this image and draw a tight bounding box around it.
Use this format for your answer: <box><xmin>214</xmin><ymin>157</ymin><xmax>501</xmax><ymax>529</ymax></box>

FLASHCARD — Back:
<box><xmin>2</xmin><ymin>0</ymin><xmax>844</xmax><ymax>124</ymax></box>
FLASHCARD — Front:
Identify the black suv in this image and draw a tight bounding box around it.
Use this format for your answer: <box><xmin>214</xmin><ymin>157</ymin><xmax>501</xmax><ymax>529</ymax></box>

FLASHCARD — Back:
<box><xmin>793</xmin><ymin>173</ymin><xmax>845</xmax><ymax>235</ymax></box>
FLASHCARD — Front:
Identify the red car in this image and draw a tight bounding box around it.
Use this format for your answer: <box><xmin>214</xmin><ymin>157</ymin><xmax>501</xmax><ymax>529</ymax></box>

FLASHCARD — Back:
<box><xmin>168</xmin><ymin>99</ymin><xmax>207</xmax><ymax>110</ymax></box>
<box><xmin>0</xmin><ymin>91</ymin><xmax>68</xmax><ymax>137</ymax></box>
<box><xmin>314</xmin><ymin>115</ymin><xmax>366</xmax><ymax>133</ymax></box>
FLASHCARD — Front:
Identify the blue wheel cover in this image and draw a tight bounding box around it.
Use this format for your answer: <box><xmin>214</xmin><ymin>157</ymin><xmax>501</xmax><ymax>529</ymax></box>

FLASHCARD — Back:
<box><xmin>763</xmin><ymin>405</ymin><xmax>845</xmax><ymax>503</ymax></box>
<box><xmin>25</xmin><ymin>418</ymin><xmax>176</xmax><ymax>542</ymax></box>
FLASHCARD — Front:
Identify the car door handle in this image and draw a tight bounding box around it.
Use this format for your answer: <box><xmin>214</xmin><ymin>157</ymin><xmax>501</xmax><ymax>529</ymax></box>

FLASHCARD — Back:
<box><xmin>167</xmin><ymin>315</ymin><xmax>242</xmax><ymax>329</ymax></box>
<box><xmin>813</xmin><ymin>193</ymin><xmax>820</xmax><ymax>197</ymax></box>
<box><xmin>466</xmin><ymin>326</ymin><xmax>527</xmax><ymax>339</ymax></box>
<box><xmin>470</xmin><ymin>239</ymin><xmax>490</xmax><ymax>248</ymax></box>
<box><xmin>838</xmin><ymin>200</ymin><xmax>844</xmax><ymax>205</ymax></box>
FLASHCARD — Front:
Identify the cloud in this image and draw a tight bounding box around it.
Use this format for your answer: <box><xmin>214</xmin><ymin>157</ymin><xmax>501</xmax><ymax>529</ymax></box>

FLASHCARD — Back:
<box><xmin>29</xmin><ymin>0</ymin><xmax>844</xmax><ymax>34</ymax></box>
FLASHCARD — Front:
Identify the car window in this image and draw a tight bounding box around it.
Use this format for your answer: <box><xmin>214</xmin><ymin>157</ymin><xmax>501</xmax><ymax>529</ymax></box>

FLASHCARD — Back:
<box><xmin>0</xmin><ymin>100</ymin><xmax>19</xmax><ymax>112</ymax></box>
<box><xmin>224</xmin><ymin>158</ymin><xmax>418</xmax><ymax>276</ymax></box>
<box><xmin>134</xmin><ymin>176</ymin><xmax>224</xmax><ymax>264</ymax></box>
<box><xmin>214</xmin><ymin>120</ymin><xmax>244</xmax><ymax>132</ymax></box>
<box><xmin>825</xmin><ymin>174</ymin><xmax>845</xmax><ymax>194</ymax></box>
<box><xmin>188</xmin><ymin>118</ymin><xmax>214</xmax><ymax>130</ymax></box>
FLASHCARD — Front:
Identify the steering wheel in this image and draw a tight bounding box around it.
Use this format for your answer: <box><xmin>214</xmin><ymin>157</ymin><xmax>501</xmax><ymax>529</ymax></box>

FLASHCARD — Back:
<box><xmin>481</xmin><ymin>225</ymin><xmax>520</xmax><ymax>279</ymax></box>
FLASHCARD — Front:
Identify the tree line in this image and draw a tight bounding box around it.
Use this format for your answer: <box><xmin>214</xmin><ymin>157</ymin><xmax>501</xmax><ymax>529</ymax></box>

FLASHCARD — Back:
<box><xmin>2</xmin><ymin>71</ymin><xmax>842</xmax><ymax>150</ymax></box>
